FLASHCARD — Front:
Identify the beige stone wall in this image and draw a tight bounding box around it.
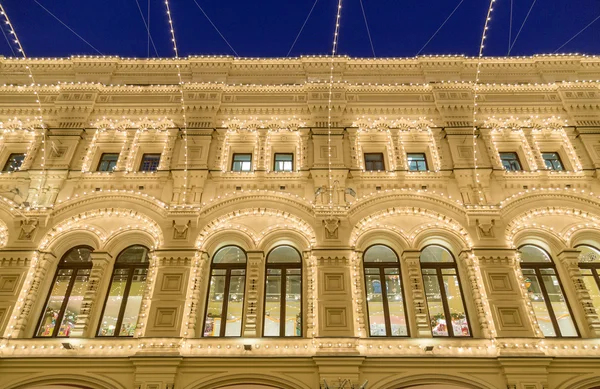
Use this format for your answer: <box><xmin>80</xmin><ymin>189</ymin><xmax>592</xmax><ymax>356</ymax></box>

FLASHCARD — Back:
<box><xmin>0</xmin><ymin>56</ymin><xmax>600</xmax><ymax>389</ymax></box>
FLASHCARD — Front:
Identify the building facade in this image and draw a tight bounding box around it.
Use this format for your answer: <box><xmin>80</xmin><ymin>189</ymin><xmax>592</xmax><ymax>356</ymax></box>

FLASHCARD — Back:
<box><xmin>0</xmin><ymin>55</ymin><xmax>600</xmax><ymax>389</ymax></box>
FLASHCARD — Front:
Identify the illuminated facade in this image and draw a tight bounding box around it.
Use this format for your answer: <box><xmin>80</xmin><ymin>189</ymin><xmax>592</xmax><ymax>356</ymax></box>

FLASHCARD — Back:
<box><xmin>0</xmin><ymin>55</ymin><xmax>600</xmax><ymax>389</ymax></box>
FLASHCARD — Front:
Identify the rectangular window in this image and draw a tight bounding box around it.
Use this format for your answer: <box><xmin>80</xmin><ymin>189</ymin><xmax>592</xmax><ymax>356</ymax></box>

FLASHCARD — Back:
<box><xmin>407</xmin><ymin>153</ymin><xmax>428</xmax><ymax>171</ymax></box>
<box><xmin>2</xmin><ymin>153</ymin><xmax>25</xmax><ymax>172</ymax></box>
<box><xmin>273</xmin><ymin>153</ymin><xmax>293</xmax><ymax>172</ymax></box>
<box><xmin>96</xmin><ymin>153</ymin><xmax>119</xmax><ymax>172</ymax></box>
<box><xmin>542</xmin><ymin>152</ymin><xmax>564</xmax><ymax>171</ymax></box>
<box><xmin>139</xmin><ymin>153</ymin><xmax>161</xmax><ymax>172</ymax></box>
<box><xmin>232</xmin><ymin>153</ymin><xmax>252</xmax><ymax>172</ymax></box>
<box><xmin>364</xmin><ymin>153</ymin><xmax>385</xmax><ymax>171</ymax></box>
<box><xmin>500</xmin><ymin>152</ymin><xmax>522</xmax><ymax>171</ymax></box>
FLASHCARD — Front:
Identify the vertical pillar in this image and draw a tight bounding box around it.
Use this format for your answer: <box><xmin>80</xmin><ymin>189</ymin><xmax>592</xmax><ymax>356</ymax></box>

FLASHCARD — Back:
<box><xmin>460</xmin><ymin>251</ymin><xmax>493</xmax><ymax>338</ymax></box>
<box><xmin>72</xmin><ymin>251</ymin><xmax>111</xmax><ymax>337</ymax></box>
<box><xmin>391</xmin><ymin>128</ymin><xmax>406</xmax><ymax>171</ymax></box>
<box><xmin>116</xmin><ymin>130</ymin><xmax>135</xmax><ymax>172</ymax></box>
<box><xmin>158</xmin><ymin>129</ymin><xmax>178</xmax><ymax>171</ymax></box>
<box><xmin>401</xmin><ymin>250</ymin><xmax>431</xmax><ymax>337</ymax></box>
<box><xmin>257</xmin><ymin>129</ymin><xmax>268</xmax><ymax>171</ymax></box>
<box><xmin>522</xmin><ymin>129</ymin><xmax>543</xmax><ymax>170</ymax></box>
<box><xmin>557</xmin><ymin>249</ymin><xmax>600</xmax><ymax>337</ymax></box>
<box><xmin>181</xmin><ymin>251</ymin><xmax>206</xmax><ymax>337</ymax></box>
<box><xmin>299</xmin><ymin>129</ymin><xmax>310</xmax><ymax>170</ymax></box>
<box><xmin>243</xmin><ymin>250</ymin><xmax>263</xmax><ymax>337</ymax></box>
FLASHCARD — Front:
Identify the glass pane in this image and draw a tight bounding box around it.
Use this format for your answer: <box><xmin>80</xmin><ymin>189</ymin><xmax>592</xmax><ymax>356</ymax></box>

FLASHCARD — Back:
<box><xmin>213</xmin><ymin>246</ymin><xmax>246</xmax><ymax>264</ymax></box>
<box><xmin>98</xmin><ymin>269</ymin><xmax>129</xmax><ymax>336</ymax></box>
<box><xmin>140</xmin><ymin>154</ymin><xmax>160</xmax><ymax>171</ymax></box>
<box><xmin>583</xmin><ymin>275</ymin><xmax>600</xmax><ymax>317</ymax></box>
<box><xmin>520</xmin><ymin>245</ymin><xmax>552</xmax><ymax>262</ymax></box>
<box><xmin>61</xmin><ymin>247</ymin><xmax>93</xmax><ymax>264</ymax></box>
<box><xmin>57</xmin><ymin>269</ymin><xmax>90</xmax><ymax>337</ymax></box>
<box><xmin>420</xmin><ymin>246</ymin><xmax>454</xmax><ymax>263</ymax></box>
<box><xmin>117</xmin><ymin>246</ymin><xmax>149</xmax><ymax>263</ymax></box>
<box><xmin>225</xmin><ymin>275</ymin><xmax>245</xmax><ymax>336</ymax></box>
<box><xmin>407</xmin><ymin>153</ymin><xmax>427</xmax><ymax>171</ymax></box>
<box><xmin>204</xmin><ymin>274</ymin><xmax>226</xmax><ymax>337</ymax></box>
<box><xmin>365</xmin><ymin>273</ymin><xmax>386</xmax><ymax>336</ymax></box>
<box><xmin>385</xmin><ymin>268</ymin><xmax>407</xmax><ymax>336</ymax></box>
<box><xmin>3</xmin><ymin>153</ymin><xmax>25</xmax><ymax>171</ymax></box>
<box><xmin>579</xmin><ymin>245</ymin><xmax>600</xmax><ymax>263</ymax></box>
<box><xmin>364</xmin><ymin>245</ymin><xmax>398</xmax><ymax>263</ymax></box>
<box><xmin>524</xmin><ymin>273</ymin><xmax>556</xmax><ymax>337</ymax></box>
<box><xmin>268</xmin><ymin>246</ymin><xmax>301</xmax><ymax>263</ymax></box>
<box><xmin>98</xmin><ymin>153</ymin><xmax>119</xmax><ymax>171</ymax></box>
<box><xmin>423</xmin><ymin>273</ymin><xmax>448</xmax><ymax>336</ymax></box>
<box><xmin>264</xmin><ymin>270</ymin><xmax>282</xmax><ymax>336</ymax></box>
<box><xmin>285</xmin><ymin>274</ymin><xmax>302</xmax><ymax>336</ymax></box>
<box><xmin>37</xmin><ymin>269</ymin><xmax>73</xmax><ymax>337</ymax></box>
<box><xmin>542</xmin><ymin>274</ymin><xmax>577</xmax><ymax>336</ymax></box>
<box><xmin>274</xmin><ymin>154</ymin><xmax>293</xmax><ymax>172</ymax></box>
<box><xmin>119</xmin><ymin>268</ymin><xmax>147</xmax><ymax>336</ymax></box>
<box><xmin>443</xmin><ymin>274</ymin><xmax>470</xmax><ymax>336</ymax></box>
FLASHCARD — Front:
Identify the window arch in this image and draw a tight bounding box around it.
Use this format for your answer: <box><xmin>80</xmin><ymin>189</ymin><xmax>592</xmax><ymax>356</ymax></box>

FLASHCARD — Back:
<box><xmin>36</xmin><ymin>246</ymin><xmax>93</xmax><ymax>337</ymax></box>
<box><xmin>363</xmin><ymin>244</ymin><xmax>408</xmax><ymax>337</ymax></box>
<box><xmin>519</xmin><ymin>244</ymin><xmax>578</xmax><ymax>337</ymax></box>
<box><xmin>420</xmin><ymin>245</ymin><xmax>471</xmax><ymax>337</ymax></box>
<box><xmin>203</xmin><ymin>245</ymin><xmax>247</xmax><ymax>337</ymax></box>
<box><xmin>263</xmin><ymin>245</ymin><xmax>302</xmax><ymax>337</ymax></box>
<box><xmin>97</xmin><ymin>245</ymin><xmax>149</xmax><ymax>337</ymax></box>
<box><xmin>577</xmin><ymin>245</ymin><xmax>600</xmax><ymax>317</ymax></box>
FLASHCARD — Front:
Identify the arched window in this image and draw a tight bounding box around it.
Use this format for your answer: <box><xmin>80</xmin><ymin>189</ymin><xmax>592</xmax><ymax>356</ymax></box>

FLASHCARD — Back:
<box><xmin>363</xmin><ymin>245</ymin><xmax>408</xmax><ymax>337</ymax></box>
<box><xmin>263</xmin><ymin>245</ymin><xmax>302</xmax><ymax>337</ymax></box>
<box><xmin>420</xmin><ymin>245</ymin><xmax>471</xmax><ymax>337</ymax></box>
<box><xmin>97</xmin><ymin>245</ymin><xmax>149</xmax><ymax>337</ymax></box>
<box><xmin>203</xmin><ymin>246</ymin><xmax>247</xmax><ymax>337</ymax></box>
<box><xmin>577</xmin><ymin>245</ymin><xmax>600</xmax><ymax>317</ymax></box>
<box><xmin>36</xmin><ymin>246</ymin><xmax>93</xmax><ymax>337</ymax></box>
<box><xmin>520</xmin><ymin>244</ymin><xmax>578</xmax><ymax>337</ymax></box>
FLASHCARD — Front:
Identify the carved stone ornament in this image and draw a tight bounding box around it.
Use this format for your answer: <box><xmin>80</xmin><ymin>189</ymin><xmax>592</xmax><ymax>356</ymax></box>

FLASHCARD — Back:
<box><xmin>476</xmin><ymin>218</ymin><xmax>495</xmax><ymax>239</ymax></box>
<box><xmin>172</xmin><ymin>220</ymin><xmax>191</xmax><ymax>240</ymax></box>
<box><xmin>19</xmin><ymin>219</ymin><xmax>39</xmax><ymax>240</ymax></box>
<box><xmin>323</xmin><ymin>218</ymin><xmax>340</xmax><ymax>239</ymax></box>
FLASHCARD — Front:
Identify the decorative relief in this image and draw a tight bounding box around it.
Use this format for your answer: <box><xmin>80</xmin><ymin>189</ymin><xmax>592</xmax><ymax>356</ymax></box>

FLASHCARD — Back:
<box><xmin>172</xmin><ymin>220</ymin><xmax>191</xmax><ymax>240</ymax></box>
<box><xmin>476</xmin><ymin>218</ymin><xmax>495</xmax><ymax>239</ymax></box>
<box><xmin>0</xmin><ymin>274</ymin><xmax>20</xmax><ymax>295</ymax></box>
<box><xmin>323</xmin><ymin>218</ymin><xmax>340</xmax><ymax>239</ymax></box>
<box><xmin>18</xmin><ymin>219</ymin><xmax>38</xmax><ymax>241</ymax></box>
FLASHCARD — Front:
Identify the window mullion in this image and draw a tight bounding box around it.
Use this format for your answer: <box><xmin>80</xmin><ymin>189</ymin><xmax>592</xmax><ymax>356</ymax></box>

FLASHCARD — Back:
<box><xmin>534</xmin><ymin>267</ymin><xmax>561</xmax><ymax>337</ymax></box>
<box><xmin>220</xmin><ymin>268</ymin><xmax>232</xmax><ymax>337</ymax></box>
<box><xmin>113</xmin><ymin>267</ymin><xmax>134</xmax><ymax>337</ymax></box>
<box><xmin>52</xmin><ymin>268</ymin><xmax>78</xmax><ymax>338</ymax></box>
<box><xmin>379</xmin><ymin>266</ymin><xmax>393</xmax><ymax>336</ymax></box>
<box><xmin>280</xmin><ymin>266</ymin><xmax>286</xmax><ymax>337</ymax></box>
<box><xmin>437</xmin><ymin>268</ymin><xmax>454</xmax><ymax>337</ymax></box>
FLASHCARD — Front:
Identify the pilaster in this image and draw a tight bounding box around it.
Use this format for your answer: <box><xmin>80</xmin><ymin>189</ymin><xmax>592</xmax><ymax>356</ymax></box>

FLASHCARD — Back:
<box><xmin>243</xmin><ymin>250</ymin><xmax>264</xmax><ymax>337</ymax></box>
<box><xmin>401</xmin><ymin>250</ymin><xmax>431</xmax><ymax>337</ymax></box>
<box><xmin>181</xmin><ymin>251</ymin><xmax>205</xmax><ymax>337</ymax></box>
<box><xmin>460</xmin><ymin>251</ymin><xmax>493</xmax><ymax>338</ymax></box>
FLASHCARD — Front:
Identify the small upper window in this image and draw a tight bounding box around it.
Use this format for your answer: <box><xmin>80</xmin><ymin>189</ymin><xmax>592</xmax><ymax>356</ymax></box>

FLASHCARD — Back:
<box><xmin>500</xmin><ymin>152</ymin><xmax>522</xmax><ymax>171</ymax></box>
<box><xmin>232</xmin><ymin>153</ymin><xmax>252</xmax><ymax>172</ymax></box>
<box><xmin>139</xmin><ymin>154</ymin><xmax>161</xmax><ymax>172</ymax></box>
<box><xmin>3</xmin><ymin>153</ymin><xmax>25</xmax><ymax>172</ymax></box>
<box><xmin>97</xmin><ymin>153</ymin><xmax>119</xmax><ymax>172</ymax></box>
<box><xmin>542</xmin><ymin>152</ymin><xmax>564</xmax><ymax>171</ymax></box>
<box><xmin>274</xmin><ymin>153</ymin><xmax>293</xmax><ymax>172</ymax></box>
<box><xmin>364</xmin><ymin>153</ymin><xmax>384</xmax><ymax>171</ymax></box>
<box><xmin>407</xmin><ymin>153</ymin><xmax>428</xmax><ymax>171</ymax></box>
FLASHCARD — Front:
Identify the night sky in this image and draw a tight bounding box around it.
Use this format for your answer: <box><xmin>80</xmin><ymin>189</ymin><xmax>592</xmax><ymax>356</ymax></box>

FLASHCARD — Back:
<box><xmin>1</xmin><ymin>0</ymin><xmax>599</xmax><ymax>59</ymax></box>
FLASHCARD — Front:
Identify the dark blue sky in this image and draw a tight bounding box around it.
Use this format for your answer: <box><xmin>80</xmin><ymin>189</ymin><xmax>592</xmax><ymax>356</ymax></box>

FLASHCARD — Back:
<box><xmin>1</xmin><ymin>0</ymin><xmax>599</xmax><ymax>58</ymax></box>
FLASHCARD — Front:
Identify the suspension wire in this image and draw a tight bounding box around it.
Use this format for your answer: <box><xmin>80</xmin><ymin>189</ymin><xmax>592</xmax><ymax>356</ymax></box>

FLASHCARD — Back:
<box><xmin>554</xmin><ymin>13</ymin><xmax>600</xmax><ymax>53</ymax></box>
<box><xmin>134</xmin><ymin>0</ymin><xmax>159</xmax><ymax>57</ymax></box>
<box><xmin>190</xmin><ymin>0</ymin><xmax>238</xmax><ymax>57</ymax></box>
<box><xmin>0</xmin><ymin>20</ymin><xmax>15</xmax><ymax>56</ymax></box>
<box><xmin>358</xmin><ymin>0</ymin><xmax>375</xmax><ymax>57</ymax></box>
<box><xmin>508</xmin><ymin>0</ymin><xmax>513</xmax><ymax>55</ymax></box>
<box><xmin>416</xmin><ymin>0</ymin><xmax>465</xmax><ymax>55</ymax></box>
<box><xmin>33</xmin><ymin>0</ymin><xmax>102</xmax><ymax>55</ymax></box>
<box><xmin>287</xmin><ymin>0</ymin><xmax>319</xmax><ymax>57</ymax></box>
<box><xmin>508</xmin><ymin>0</ymin><xmax>537</xmax><ymax>54</ymax></box>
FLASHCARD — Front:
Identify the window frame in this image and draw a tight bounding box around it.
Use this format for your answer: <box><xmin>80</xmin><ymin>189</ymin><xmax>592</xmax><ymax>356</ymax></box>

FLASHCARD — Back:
<box><xmin>420</xmin><ymin>244</ymin><xmax>472</xmax><ymax>338</ymax></box>
<box><xmin>202</xmin><ymin>245</ymin><xmax>247</xmax><ymax>338</ymax></box>
<box><xmin>407</xmin><ymin>152</ymin><xmax>428</xmax><ymax>172</ymax></box>
<box><xmin>575</xmin><ymin>244</ymin><xmax>600</xmax><ymax>317</ymax></box>
<box><xmin>2</xmin><ymin>152</ymin><xmax>26</xmax><ymax>172</ymax></box>
<box><xmin>262</xmin><ymin>245</ymin><xmax>303</xmax><ymax>337</ymax></box>
<box><xmin>499</xmin><ymin>152</ymin><xmax>523</xmax><ymax>171</ymax></box>
<box><xmin>362</xmin><ymin>244</ymin><xmax>410</xmax><ymax>337</ymax></box>
<box><xmin>96</xmin><ymin>245</ymin><xmax>149</xmax><ymax>337</ymax></box>
<box><xmin>96</xmin><ymin>152</ymin><xmax>120</xmax><ymax>172</ymax></box>
<box><xmin>35</xmin><ymin>246</ymin><xmax>94</xmax><ymax>338</ymax></box>
<box><xmin>541</xmin><ymin>152</ymin><xmax>565</xmax><ymax>171</ymax></box>
<box><xmin>139</xmin><ymin>153</ymin><xmax>161</xmax><ymax>172</ymax></box>
<box><xmin>273</xmin><ymin>153</ymin><xmax>294</xmax><ymax>172</ymax></box>
<box><xmin>364</xmin><ymin>152</ymin><xmax>385</xmax><ymax>172</ymax></box>
<box><xmin>519</xmin><ymin>244</ymin><xmax>580</xmax><ymax>338</ymax></box>
<box><xmin>231</xmin><ymin>153</ymin><xmax>253</xmax><ymax>172</ymax></box>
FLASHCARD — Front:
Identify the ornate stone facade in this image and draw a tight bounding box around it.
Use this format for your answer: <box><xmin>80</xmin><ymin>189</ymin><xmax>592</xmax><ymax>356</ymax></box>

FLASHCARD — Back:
<box><xmin>0</xmin><ymin>55</ymin><xmax>600</xmax><ymax>389</ymax></box>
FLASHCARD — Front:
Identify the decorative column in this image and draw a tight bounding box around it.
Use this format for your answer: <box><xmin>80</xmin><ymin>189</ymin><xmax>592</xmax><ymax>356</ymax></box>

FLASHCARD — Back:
<box><xmin>256</xmin><ymin>129</ymin><xmax>268</xmax><ymax>172</ymax></box>
<box><xmin>522</xmin><ymin>129</ymin><xmax>544</xmax><ymax>170</ymax></box>
<box><xmin>401</xmin><ymin>250</ymin><xmax>431</xmax><ymax>337</ymax></box>
<box><xmin>460</xmin><ymin>251</ymin><xmax>494</xmax><ymax>338</ymax></box>
<box><xmin>349</xmin><ymin>251</ymin><xmax>367</xmax><ymax>338</ymax></box>
<box><xmin>243</xmin><ymin>250</ymin><xmax>263</xmax><ymax>337</ymax></box>
<box><xmin>305</xmin><ymin>251</ymin><xmax>318</xmax><ymax>338</ymax></box>
<box><xmin>20</xmin><ymin>133</ymin><xmax>42</xmax><ymax>171</ymax></box>
<box><xmin>298</xmin><ymin>128</ymin><xmax>310</xmax><ymax>170</ymax></box>
<box><xmin>557</xmin><ymin>249</ymin><xmax>600</xmax><ymax>337</ymax></box>
<box><xmin>157</xmin><ymin>128</ymin><xmax>178</xmax><ymax>171</ymax></box>
<box><xmin>72</xmin><ymin>251</ymin><xmax>111</xmax><ymax>337</ymax></box>
<box><xmin>116</xmin><ymin>130</ymin><xmax>135</xmax><ymax>172</ymax></box>
<box><xmin>180</xmin><ymin>251</ymin><xmax>206</xmax><ymax>337</ymax></box>
<box><xmin>346</xmin><ymin>128</ymin><xmax>361</xmax><ymax>170</ymax></box>
<box><xmin>480</xmin><ymin>132</ymin><xmax>503</xmax><ymax>170</ymax></box>
<box><xmin>390</xmin><ymin>128</ymin><xmax>406</xmax><ymax>171</ymax></box>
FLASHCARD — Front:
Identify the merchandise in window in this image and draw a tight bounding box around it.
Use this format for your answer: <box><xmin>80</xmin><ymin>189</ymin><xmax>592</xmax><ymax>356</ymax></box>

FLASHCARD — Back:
<box><xmin>232</xmin><ymin>153</ymin><xmax>252</xmax><ymax>172</ymax></box>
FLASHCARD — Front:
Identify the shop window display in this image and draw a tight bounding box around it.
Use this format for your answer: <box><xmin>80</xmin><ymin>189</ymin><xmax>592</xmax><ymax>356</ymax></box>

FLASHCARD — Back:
<box><xmin>577</xmin><ymin>245</ymin><xmax>600</xmax><ymax>318</ymax></box>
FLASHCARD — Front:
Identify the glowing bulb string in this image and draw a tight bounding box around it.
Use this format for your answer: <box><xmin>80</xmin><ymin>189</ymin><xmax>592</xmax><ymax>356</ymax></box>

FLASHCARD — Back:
<box><xmin>326</xmin><ymin>0</ymin><xmax>343</xmax><ymax>213</ymax></box>
<box><xmin>163</xmin><ymin>0</ymin><xmax>189</xmax><ymax>204</ymax></box>
<box><xmin>472</xmin><ymin>0</ymin><xmax>497</xmax><ymax>205</ymax></box>
<box><xmin>0</xmin><ymin>3</ymin><xmax>47</xmax><ymax>207</ymax></box>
